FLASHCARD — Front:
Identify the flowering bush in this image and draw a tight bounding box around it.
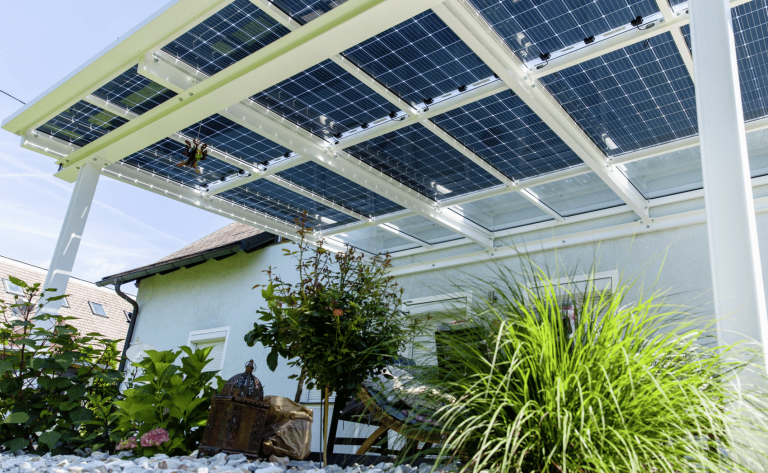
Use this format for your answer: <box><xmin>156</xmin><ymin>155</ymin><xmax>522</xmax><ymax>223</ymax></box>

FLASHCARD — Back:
<box><xmin>115</xmin><ymin>437</ymin><xmax>137</xmax><ymax>451</ymax></box>
<box><xmin>140</xmin><ymin>428</ymin><xmax>169</xmax><ymax>448</ymax></box>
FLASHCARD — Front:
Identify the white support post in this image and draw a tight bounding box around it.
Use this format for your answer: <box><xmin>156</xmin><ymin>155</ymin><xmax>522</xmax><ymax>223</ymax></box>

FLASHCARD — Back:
<box><xmin>691</xmin><ymin>0</ymin><xmax>768</xmax><ymax>363</ymax></box>
<box><xmin>40</xmin><ymin>162</ymin><xmax>100</xmax><ymax>320</ymax></box>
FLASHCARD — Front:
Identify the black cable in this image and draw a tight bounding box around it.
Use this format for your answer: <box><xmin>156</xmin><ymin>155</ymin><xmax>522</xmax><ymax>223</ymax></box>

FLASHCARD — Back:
<box><xmin>0</xmin><ymin>89</ymin><xmax>25</xmax><ymax>105</ymax></box>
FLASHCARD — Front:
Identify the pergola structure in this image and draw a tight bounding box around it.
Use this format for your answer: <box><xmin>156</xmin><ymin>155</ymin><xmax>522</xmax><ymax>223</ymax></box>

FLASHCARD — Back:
<box><xmin>3</xmin><ymin>0</ymin><xmax>768</xmax><ymax>361</ymax></box>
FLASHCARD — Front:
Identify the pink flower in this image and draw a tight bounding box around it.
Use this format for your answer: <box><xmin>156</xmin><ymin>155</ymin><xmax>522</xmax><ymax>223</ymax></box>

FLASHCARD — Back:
<box><xmin>140</xmin><ymin>428</ymin><xmax>170</xmax><ymax>447</ymax></box>
<box><xmin>333</xmin><ymin>309</ymin><xmax>343</xmax><ymax>317</ymax></box>
<box><xmin>116</xmin><ymin>437</ymin><xmax>137</xmax><ymax>451</ymax></box>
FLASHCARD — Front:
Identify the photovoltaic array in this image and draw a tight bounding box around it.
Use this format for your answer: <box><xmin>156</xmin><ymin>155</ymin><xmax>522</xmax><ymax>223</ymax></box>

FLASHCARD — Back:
<box><xmin>429</xmin><ymin>90</ymin><xmax>583</xmax><ymax>180</ymax></box>
<box><xmin>161</xmin><ymin>0</ymin><xmax>290</xmax><ymax>77</ymax></box>
<box><xmin>270</xmin><ymin>0</ymin><xmax>348</xmax><ymax>24</ymax></box>
<box><xmin>539</xmin><ymin>32</ymin><xmax>697</xmax><ymax>156</ymax></box>
<box><xmin>92</xmin><ymin>66</ymin><xmax>177</xmax><ymax>115</ymax></box>
<box><xmin>38</xmin><ymin>101</ymin><xmax>128</xmax><ymax>147</ymax></box>
<box><xmin>250</xmin><ymin>60</ymin><xmax>396</xmax><ymax>140</ymax></box>
<box><xmin>468</xmin><ymin>0</ymin><xmax>660</xmax><ymax>63</ymax></box>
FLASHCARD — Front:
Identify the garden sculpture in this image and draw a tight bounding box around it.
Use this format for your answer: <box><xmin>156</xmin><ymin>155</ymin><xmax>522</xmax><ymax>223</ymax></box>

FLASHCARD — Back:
<box><xmin>178</xmin><ymin>139</ymin><xmax>208</xmax><ymax>172</ymax></box>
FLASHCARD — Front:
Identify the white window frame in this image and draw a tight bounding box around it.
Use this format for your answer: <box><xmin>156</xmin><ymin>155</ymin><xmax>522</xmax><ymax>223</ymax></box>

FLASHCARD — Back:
<box><xmin>402</xmin><ymin>292</ymin><xmax>473</xmax><ymax>366</ymax></box>
<box><xmin>524</xmin><ymin>270</ymin><xmax>618</xmax><ymax>303</ymax></box>
<box><xmin>187</xmin><ymin>326</ymin><xmax>230</xmax><ymax>373</ymax></box>
<box><xmin>3</xmin><ymin>279</ymin><xmax>24</xmax><ymax>296</ymax></box>
<box><xmin>88</xmin><ymin>301</ymin><xmax>107</xmax><ymax>317</ymax></box>
<box><xmin>60</xmin><ymin>297</ymin><xmax>69</xmax><ymax>308</ymax></box>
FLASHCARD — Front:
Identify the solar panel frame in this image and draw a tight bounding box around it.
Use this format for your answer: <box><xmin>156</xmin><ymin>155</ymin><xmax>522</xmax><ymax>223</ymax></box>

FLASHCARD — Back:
<box><xmin>429</xmin><ymin>90</ymin><xmax>584</xmax><ymax>181</ymax></box>
<box><xmin>37</xmin><ymin>101</ymin><xmax>129</xmax><ymax>148</ymax></box>
<box><xmin>276</xmin><ymin>161</ymin><xmax>405</xmax><ymax>217</ymax></box>
<box><xmin>539</xmin><ymin>32</ymin><xmax>698</xmax><ymax>156</ymax></box>
<box><xmin>91</xmin><ymin>66</ymin><xmax>177</xmax><ymax>115</ymax></box>
<box><xmin>343</xmin><ymin>123</ymin><xmax>502</xmax><ymax>201</ymax></box>
<box><xmin>161</xmin><ymin>0</ymin><xmax>290</xmax><ymax>77</ymax></box>
<box><xmin>341</xmin><ymin>11</ymin><xmax>495</xmax><ymax>106</ymax></box>
<box><xmin>529</xmin><ymin>171</ymin><xmax>625</xmax><ymax>217</ymax></box>
<box><xmin>178</xmin><ymin>114</ymin><xmax>290</xmax><ymax>165</ymax></box>
<box><xmin>250</xmin><ymin>60</ymin><xmax>396</xmax><ymax>140</ymax></box>
<box><xmin>447</xmin><ymin>191</ymin><xmax>554</xmax><ymax>232</ymax></box>
<box><xmin>269</xmin><ymin>0</ymin><xmax>349</xmax><ymax>25</ymax></box>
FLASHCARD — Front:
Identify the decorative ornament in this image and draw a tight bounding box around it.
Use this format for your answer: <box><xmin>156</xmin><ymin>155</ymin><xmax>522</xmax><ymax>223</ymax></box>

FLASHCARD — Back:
<box><xmin>178</xmin><ymin>138</ymin><xmax>208</xmax><ymax>173</ymax></box>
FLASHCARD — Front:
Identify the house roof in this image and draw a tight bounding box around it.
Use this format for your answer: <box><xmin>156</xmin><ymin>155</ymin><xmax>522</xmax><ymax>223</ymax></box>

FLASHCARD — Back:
<box><xmin>96</xmin><ymin>223</ymin><xmax>279</xmax><ymax>287</ymax></box>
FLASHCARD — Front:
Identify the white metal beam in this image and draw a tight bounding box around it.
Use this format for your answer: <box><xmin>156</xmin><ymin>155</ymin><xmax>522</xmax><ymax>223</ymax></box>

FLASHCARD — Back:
<box><xmin>435</xmin><ymin>0</ymin><xmax>649</xmax><ymax>221</ymax></box>
<box><xmin>52</xmin><ymin>0</ymin><xmax>444</xmax><ymax>182</ymax></box>
<box><xmin>655</xmin><ymin>0</ymin><xmax>695</xmax><ymax>81</ymax></box>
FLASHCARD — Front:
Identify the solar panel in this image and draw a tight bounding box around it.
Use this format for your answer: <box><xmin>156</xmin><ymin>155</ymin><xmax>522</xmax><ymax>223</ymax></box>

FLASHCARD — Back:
<box><xmin>528</xmin><ymin>172</ymin><xmax>624</xmax><ymax>217</ymax></box>
<box><xmin>385</xmin><ymin>215</ymin><xmax>462</xmax><ymax>245</ymax></box>
<box><xmin>218</xmin><ymin>179</ymin><xmax>357</xmax><ymax>230</ymax></box>
<box><xmin>342</xmin><ymin>11</ymin><xmax>495</xmax><ymax>106</ymax></box>
<box><xmin>178</xmin><ymin>114</ymin><xmax>289</xmax><ymax>165</ymax></box>
<box><xmin>430</xmin><ymin>90</ymin><xmax>584</xmax><ymax>181</ymax></box>
<box><xmin>161</xmin><ymin>0</ymin><xmax>290</xmax><ymax>77</ymax></box>
<box><xmin>276</xmin><ymin>161</ymin><xmax>404</xmax><ymax>217</ymax></box>
<box><xmin>121</xmin><ymin>138</ymin><xmax>241</xmax><ymax>188</ymax></box>
<box><xmin>539</xmin><ymin>32</ymin><xmax>697</xmax><ymax>156</ymax></box>
<box><xmin>343</xmin><ymin>123</ymin><xmax>501</xmax><ymax>200</ymax></box>
<box><xmin>270</xmin><ymin>0</ymin><xmax>348</xmax><ymax>25</ymax></box>
<box><xmin>250</xmin><ymin>60</ymin><xmax>396</xmax><ymax>140</ymax></box>
<box><xmin>37</xmin><ymin>101</ymin><xmax>128</xmax><ymax>148</ymax></box>
<box><xmin>91</xmin><ymin>66</ymin><xmax>177</xmax><ymax>115</ymax></box>
<box><xmin>330</xmin><ymin>225</ymin><xmax>420</xmax><ymax>254</ymax></box>
<box><xmin>467</xmin><ymin>0</ymin><xmax>659</xmax><ymax>64</ymax></box>
<box><xmin>447</xmin><ymin>191</ymin><xmax>553</xmax><ymax>232</ymax></box>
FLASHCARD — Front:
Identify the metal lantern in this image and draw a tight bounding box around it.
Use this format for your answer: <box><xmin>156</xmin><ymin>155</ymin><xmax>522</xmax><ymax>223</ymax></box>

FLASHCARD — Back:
<box><xmin>199</xmin><ymin>360</ymin><xmax>270</xmax><ymax>458</ymax></box>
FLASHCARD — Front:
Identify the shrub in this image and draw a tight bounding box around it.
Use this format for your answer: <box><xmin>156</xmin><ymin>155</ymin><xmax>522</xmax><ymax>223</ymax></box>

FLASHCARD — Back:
<box><xmin>0</xmin><ymin>277</ymin><xmax>123</xmax><ymax>454</ymax></box>
<box><xmin>111</xmin><ymin>346</ymin><xmax>224</xmax><ymax>456</ymax></box>
<box><xmin>410</xmin><ymin>266</ymin><xmax>768</xmax><ymax>472</ymax></box>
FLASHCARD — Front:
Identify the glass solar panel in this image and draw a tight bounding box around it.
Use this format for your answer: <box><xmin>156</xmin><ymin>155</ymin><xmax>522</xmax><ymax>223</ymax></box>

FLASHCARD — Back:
<box><xmin>250</xmin><ymin>60</ymin><xmax>395</xmax><ymax>140</ymax></box>
<box><xmin>121</xmin><ymin>138</ymin><xmax>241</xmax><ymax>188</ymax></box>
<box><xmin>276</xmin><ymin>161</ymin><xmax>404</xmax><ymax>217</ymax></box>
<box><xmin>218</xmin><ymin>179</ymin><xmax>357</xmax><ymax>230</ymax></box>
<box><xmin>330</xmin><ymin>225</ymin><xmax>420</xmax><ymax>254</ymax></box>
<box><xmin>448</xmin><ymin>192</ymin><xmax>553</xmax><ymax>232</ymax></box>
<box><xmin>430</xmin><ymin>90</ymin><xmax>583</xmax><ymax>180</ymax></box>
<box><xmin>468</xmin><ymin>0</ymin><xmax>659</xmax><ymax>63</ymax></box>
<box><xmin>270</xmin><ymin>0</ymin><xmax>348</xmax><ymax>25</ymax></box>
<box><xmin>385</xmin><ymin>215</ymin><xmax>462</xmax><ymax>245</ymax></box>
<box><xmin>161</xmin><ymin>0</ymin><xmax>290</xmax><ymax>77</ymax></box>
<box><xmin>92</xmin><ymin>66</ymin><xmax>176</xmax><ymax>115</ymax></box>
<box><xmin>343</xmin><ymin>123</ymin><xmax>501</xmax><ymax>201</ymax></box>
<box><xmin>178</xmin><ymin>114</ymin><xmax>289</xmax><ymax>165</ymax></box>
<box><xmin>342</xmin><ymin>11</ymin><xmax>494</xmax><ymax>106</ymax></box>
<box><xmin>539</xmin><ymin>32</ymin><xmax>697</xmax><ymax>157</ymax></box>
<box><xmin>37</xmin><ymin>101</ymin><xmax>128</xmax><ymax>148</ymax></box>
<box><xmin>529</xmin><ymin>172</ymin><xmax>624</xmax><ymax>216</ymax></box>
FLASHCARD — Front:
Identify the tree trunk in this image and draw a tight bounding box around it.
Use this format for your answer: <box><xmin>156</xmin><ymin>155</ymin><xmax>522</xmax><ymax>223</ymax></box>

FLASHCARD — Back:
<box><xmin>322</xmin><ymin>386</ymin><xmax>330</xmax><ymax>467</ymax></box>
<box><xmin>294</xmin><ymin>366</ymin><xmax>307</xmax><ymax>403</ymax></box>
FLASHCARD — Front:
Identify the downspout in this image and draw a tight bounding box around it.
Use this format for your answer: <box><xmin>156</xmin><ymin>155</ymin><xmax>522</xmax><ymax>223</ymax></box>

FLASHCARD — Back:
<box><xmin>114</xmin><ymin>278</ymin><xmax>139</xmax><ymax>373</ymax></box>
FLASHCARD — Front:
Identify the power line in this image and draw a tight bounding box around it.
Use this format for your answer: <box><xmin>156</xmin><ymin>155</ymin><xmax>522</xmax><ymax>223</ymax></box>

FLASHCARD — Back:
<box><xmin>0</xmin><ymin>89</ymin><xmax>25</xmax><ymax>105</ymax></box>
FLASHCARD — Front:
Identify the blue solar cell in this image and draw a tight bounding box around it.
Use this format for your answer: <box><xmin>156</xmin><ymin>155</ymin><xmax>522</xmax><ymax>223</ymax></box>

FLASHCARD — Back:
<box><xmin>276</xmin><ymin>161</ymin><xmax>404</xmax><ymax>217</ymax></box>
<box><xmin>37</xmin><ymin>101</ymin><xmax>128</xmax><ymax>147</ymax></box>
<box><xmin>250</xmin><ymin>60</ymin><xmax>396</xmax><ymax>139</ymax></box>
<box><xmin>121</xmin><ymin>138</ymin><xmax>242</xmax><ymax>188</ymax></box>
<box><xmin>270</xmin><ymin>0</ymin><xmax>348</xmax><ymax>24</ymax></box>
<box><xmin>92</xmin><ymin>66</ymin><xmax>176</xmax><ymax>115</ymax></box>
<box><xmin>218</xmin><ymin>179</ymin><xmax>357</xmax><ymax>230</ymax></box>
<box><xmin>539</xmin><ymin>32</ymin><xmax>697</xmax><ymax>156</ymax></box>
<box><xmin>343</xmin><ymin>123</ymin><xmax>501</xmax><ymax>200</ymax></box>
<box><xmin>429</xmin><ymin>90</ymin><xmax>583</xmax><ymax>180</ymax></box>
<box><xmin>178</xmin><ymin>114</ymin><xmax>289</xmax><ymax>165</ymax></box>
<box><xmin>161</xmin><ymin>0</ymin><xmax>290</xmax><ymax>77</ymax></box>
<box><xmin>468</xmin><ymin>0</ymin><xmax>660</xmax><ymax>63</ymax></box>
<box><xmin>342</xmin><ymin>11</ymin><xmax>495</xmax><ymax>106</ymax></box>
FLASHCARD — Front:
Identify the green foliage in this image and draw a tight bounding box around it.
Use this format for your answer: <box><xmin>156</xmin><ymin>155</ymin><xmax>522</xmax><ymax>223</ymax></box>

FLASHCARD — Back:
<box><xmin>244</xmin><ymin>221</ymin><xmax>420</xmax><ymax>398</ymax></box>
<box><xmin>0</xmin><ymin>277</ymin><xmax>123</xmax><ymax>454</ymax></box>
<box><xmin>111</xmin><ymin>346</ymin><xmax>224</xmax><ymax>456</ymax></box>
<box><xmin>410</xmin><ymin>264</ymin><xmax>768</xmax><ymax>472</ymax></box>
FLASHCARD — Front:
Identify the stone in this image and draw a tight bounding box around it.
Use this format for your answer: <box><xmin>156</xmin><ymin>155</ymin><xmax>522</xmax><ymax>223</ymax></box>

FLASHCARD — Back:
<box><xmin>254</xmin><ymin>466</ymin><xmax>285</xmax><ymax>473</ymax></box>
<box><xmin>116</xmin><ymin>452</ymin><xmax>134</xmax><ymax>459</ymax></box>
<box><xmin>268</xmin><ymin>456</ymin><xmax>289</xmax><ymax>468</ymax></box>
<box><xmin>52</xmin><ymin>469</ymin><xmax>68</xmax><ymax>473</ymax></box>
<box><xmin>134</xmin><ymin>457</ymin><xmax>149</xmax><ymax>468</ymax></box>
<box><xmin>19</xmin><ymin>462</ymin><xmax>32</xmax><ymax>470</ymax></box>
<box><xmin>74</xmin><ymin>450</ymin><xmax>88</xmax><ymax>458</ymax></box>
<box><xmin>196</xmin><ymin>469</ymin><xmax>210</xmax><ymax>473</ymax></box>
<box><xmin>57</xmin><ymin>459</ymin><xmax>70</xmax><ymax>468</ymax></box>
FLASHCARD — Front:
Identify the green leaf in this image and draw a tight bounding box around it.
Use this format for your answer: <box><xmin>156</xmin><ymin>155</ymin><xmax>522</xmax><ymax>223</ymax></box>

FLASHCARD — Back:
<box><xmin>66</xmin><ymin>384</ymin><xmax>87</xmax><ymax>401</ymax></box>
<box><xmin>8</xmin><ymin>276</ymin><xmax>27</xmax><ymax>289</ymax></box>
<box><xmin>3</xmin><ymin>438</ymin><xmax>29</xmax><ymax>452</ymax></box>
<box><xmin>69</xmin><ymin>407</ymin><xmax>93</xmax><ymax>424</ymax></box>
<box><xmin>266</xmin><ymin>348</ymin><xmax>279</xmax><ymax>371</ymax></box>
<box><xmin>38</xmin><ymin>431</ymin><xmax>61</xmax><ymax>452</ymax></box>
<box><xmin>2</xmin><ymin>412</ymin><xmax>29</xmax><ymax>424</ymax></box>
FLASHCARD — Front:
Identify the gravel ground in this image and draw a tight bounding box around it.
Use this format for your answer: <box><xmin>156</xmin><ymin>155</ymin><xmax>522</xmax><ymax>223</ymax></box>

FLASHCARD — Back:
<box><xmin>0</xmin><ymin>450</ymin><xmax>439</xmax><ymax>473</ymax></box>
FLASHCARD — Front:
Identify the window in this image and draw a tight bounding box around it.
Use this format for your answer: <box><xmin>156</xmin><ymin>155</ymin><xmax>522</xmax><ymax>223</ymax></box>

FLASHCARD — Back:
<box><xmin>3</xmin><ymin>279</ymin><xmax>24</xmax><ymax>296</ymax></box>
<box><xmin>188</xmin><ymin>327</ymin><xmax>230</xmax><ymax>373</ymax></box>
<box><xmin>88</xmin><ymin>301</ymin><xmax>107</xmax><ymax>317</ymax></box>
<box><xmin>304</xmin><ymin>389</ymin><xmax>336</xmax><ymax>404</ymax></box>
<box><xmin>10</xmin><ymin>298</ymin><xmax>30</xmax><ymax>318</ymax></box>
<box><xmin>60</xmin><ymin>297</ymin><xmax>69</xmax><ymax>308</ymax></box>
<box><xmin>124</xmin><ymin>310</ymin><xmax>133</xmax><ymax>322</ymax></box>
<box><xmin>403</xmin><ymin>292</ymin><xmax>471</xmax><ymax>367</ymax></box>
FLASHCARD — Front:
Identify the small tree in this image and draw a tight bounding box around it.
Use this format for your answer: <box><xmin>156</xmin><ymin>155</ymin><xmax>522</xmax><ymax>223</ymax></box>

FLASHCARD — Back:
<box><xmin>245</xmin><ymin>224</ymin><xmax>419</xmax><ymax>465</ymax></box>
<box><xmin>0</xmin><ymin>277</ymin><xmax>123</xmax><ymax>454</ymax></box>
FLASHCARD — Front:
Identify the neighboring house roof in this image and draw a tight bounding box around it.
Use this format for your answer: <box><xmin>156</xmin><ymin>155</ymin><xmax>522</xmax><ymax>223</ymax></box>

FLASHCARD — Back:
<box><xmin>0</xmin><ymin>255</ymin><xmax>132</xmax><ymax>349</ymax></box>
<box><xmin>97</xmin><ymin>223</ymin><xmax>280</xmax><ymax>287</ymax></box>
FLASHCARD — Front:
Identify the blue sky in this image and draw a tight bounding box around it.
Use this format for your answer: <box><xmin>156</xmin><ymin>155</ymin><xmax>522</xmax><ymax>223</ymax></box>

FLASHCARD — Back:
<box><xmin>0</xmin><ymin>1</ymin><xmax>231</xmax><ymax>282</ymax></box>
